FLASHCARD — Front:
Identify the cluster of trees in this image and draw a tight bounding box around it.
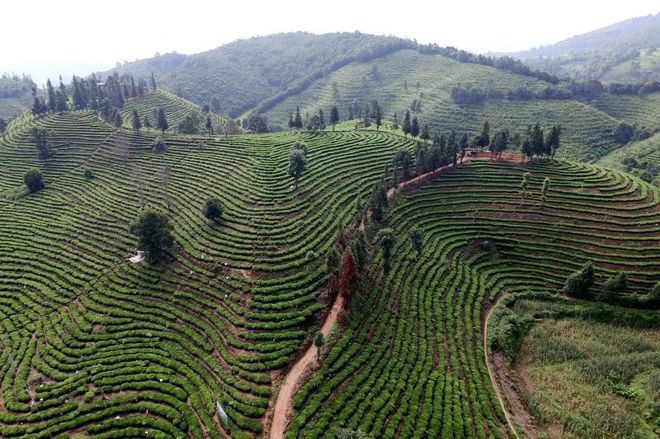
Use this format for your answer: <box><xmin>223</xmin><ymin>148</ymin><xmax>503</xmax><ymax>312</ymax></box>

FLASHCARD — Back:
<box><xmin>0</xmin><ymin>73</ymin><xmax>35</xmax><ymax>98</ymax></box>
<box><xmin>32</xmin><ymin>128</ymin><xmax>53</xmax><ymax>160</ymax></box>
<box><xmin>23</xmin><ymin>170</ymin><xmax>44</xmax><ymax>193</ymax></box>
<box><xmin>612</xmin><ymin>121</ymin><xmax>652</xmax><ymax>145</ymax></box>
<box><xmin>451</xmin><ymin>79</ymin><xmax>660</xmax><ymax>106</ymax></box>
<box><xmin>31</xmin><ymin>72</ymin><xmax>156</xmax><ymax>126</ymax></box>
<box><xmin>401</xmin><ymin>110</ymin><xmax>420</xmax><ymax>138</ymax></box>
<box><xmin>414</xmin><ymin>130</ymin><xmax>465</xmax><ymax>174</ymax></box>
<box><xmin>622</xmin><ymin>157</ymin><xmax>659</xmax><ymax>185</ymax></box>
<box><xmin>0</xmin><ymin>118</ymin><xmax>6</xmax><ymax>136</ymax></box>
<box><xmin>519</xmin><ymin>124</ymin><xmax>562</xmax><ymax>161</ymax></box>
<box><xmin>287</xmin><ymin>105</ymin><xmax>342</xmax><ymax>132</ymax></box>
<box><xmin>565</xmin><ymin>261</ymin><xmax>659</xmax><ymax>308</ymax></box>
<box><xmin>416</xmin><ymin>44</ymin><xmax>560</xmax><ymax>84</ymax></box>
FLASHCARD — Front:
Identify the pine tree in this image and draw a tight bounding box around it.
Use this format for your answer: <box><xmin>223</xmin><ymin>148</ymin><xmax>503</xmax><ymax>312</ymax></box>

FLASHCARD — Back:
<box><xmin>46</xmin><ymin>79</ymin><xmax>56</xmax><ymax>112</ymax></box>
<box><xmin>374</xmin><ymin>101</ymin><xmax>382</xmax><ymax>131</ymax></box>
<box><xmin>114</xmin><ymin>112</ymin><xmax>123</xmax><ymax>128</ymax></box>
<box><xmin>294</xmin><ymin>106</ymin><xmax>303</xmax><ymax>129</ymax></box>
<box><xmin>132</xmin><ymin>109</ymin><xmax>142</xmax><ymax>133</ymax></box>
<box><xmin>375</xmin><ymin>228</ymin><xmax>395</xmax><ymax>274</ymax></box>
<box><xmin>130</xmin><ymin>76</ymin><xmax>137</xmax><ymax>98</ymax></box>
<box><xmin>402</xmin><ymin>111</ymin><xmax>411</xmax><ymax>136</ymax></box>
<box><xmin>59</xmin><ymin>76</ymin><xmax>67</xmax><ymax>101</ymax></box>
<box><xmin>420</xmin><ymin>124</ymin><xmax>430</xmax><ymax>140</ymax></box>
<box><xmin>55</xmin><ymin>91</ymin><xmax>67</xmax><ymax>113</ymax></box>
<box><xmin>411</xmin><ymin>117</ymin><xmax>420</xmax><ymax>138</ymax></box>
<box><xmin>339</xmin><ymin>248</ymin><xmax>357</xmax><ymax>307</ymax></box>
<box><xmin>206</xmin><ymin>116</ymin><xmax>213</xmax><ymax>135</ymax></box>
<box><xmin>157</xmin><ymin>108</ymin><xmax>169</xmax><ymax>133</ymax></box>
<box><xmin>150</xmin><ymin>72</ymin><xmax>157</xmax><ymax>90</ymax></box>
<box><xmin>330</xmin><ymin>106</ymin><xmax>339</xmax><ymax>131</ymax></box>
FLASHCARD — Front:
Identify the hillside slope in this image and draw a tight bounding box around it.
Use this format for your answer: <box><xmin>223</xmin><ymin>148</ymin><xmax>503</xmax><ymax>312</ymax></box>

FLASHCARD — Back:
<box><xmin>505</xmin><ymin>13</ymin><xmax>660</xmax><ymax>81</ymax></box>
<box><xmin>288</xmin><ymin>159</ymin><xmax>660</xmax><ymax>438</ymax></box>
<box><xmin>0</xmin><ymin>112</ymin><xmax>416</xmax><ymax>437</ymax></box>
<box><xmin>113</xmin><ymin>32</ymin><xmax>412</xmax><ymax>118</ymax></box>
<box><xmin>261</xmin><ymin>49</ymin><xmax>629</xmax><ymax>161</ymax></box>
<box><xmin>119</xmin><ymin>89</ymin><xmax>243</xmax><ymax>134</ymax></box>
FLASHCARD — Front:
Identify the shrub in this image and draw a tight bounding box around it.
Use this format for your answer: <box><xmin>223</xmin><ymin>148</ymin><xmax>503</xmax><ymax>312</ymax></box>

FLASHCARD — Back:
<box><xmin>602</xmin><ymin>272</ymin><xmax>628</xmax><ymax>299</ymax></box>
<box><xmin>84</xmin><ymin>169</ymin><xmax>95</xmax><ymax>180</ymax></box>
<box><xmin>565</xmin><ymin>261</ymin><xmax>594</xmax><ymax>297</ymax></box>
<box><xmin>203</xmin><ymin>197</ymin><xmax>223</xmax><ymax>223</ymax></box>
<box><xmin>153</xmin><ymin>136</ymin><xmax>167</xmax><ymax>153</ymax></box>
<box><xmin>24</xmin><ymin>169</ymin><xmax>45</xmax><ymax>193</ymax></box>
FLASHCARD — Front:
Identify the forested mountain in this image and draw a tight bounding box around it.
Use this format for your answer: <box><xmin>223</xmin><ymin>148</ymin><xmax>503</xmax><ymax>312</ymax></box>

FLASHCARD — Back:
<box><xmin>109</xmin><ymin>32</ymin><xmax>413</xmax><ymax>117</ymax></box>
<box><xmin>503</xmin><ymin>13</ymin><xmax>660</xmax><ymax>82</ymax></box>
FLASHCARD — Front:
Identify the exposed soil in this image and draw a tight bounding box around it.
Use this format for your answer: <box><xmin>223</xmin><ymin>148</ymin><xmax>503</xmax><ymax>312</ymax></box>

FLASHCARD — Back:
<box><xmin>484</xmin><ymin>296</ymin><xmax>539</xmax><ymax>439</ymax></box>
<box><xmin>269</xmin><ymin>294</ymin><xmax>344</xmax><ymax>439</ymax></box>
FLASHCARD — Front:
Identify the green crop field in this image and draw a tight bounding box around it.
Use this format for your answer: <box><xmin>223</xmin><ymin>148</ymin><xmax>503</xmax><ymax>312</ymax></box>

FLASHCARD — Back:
<box><xmin>119</xmin><ymin>89</ymin><xmax>243</xmax><ymax>135</ymax></box>
<box><xmin>260</xmin><ymin>50</ymin><xmax>632</xmax><ymax>162</ymax></box>
<box><xmin>0</xmin><ymin>112</ymin><xmax>420</xmax><ymax>438</ymax></box>
<box><xmin>288</xmin><ymin>159</ymin><xmax>660</xmax><ymax>438</ymax></box>
<box><xmin>0</xmin><ymin>95</ymin><xmax>658</xmax><ymax>438</ymax></box>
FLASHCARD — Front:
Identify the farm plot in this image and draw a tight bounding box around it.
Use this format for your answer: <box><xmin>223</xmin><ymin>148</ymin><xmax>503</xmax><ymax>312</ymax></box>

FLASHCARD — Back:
<box><xmin>0</xmin><ymin>114</ymin><xmax>415</xmax><ymax>438</ymax></box>
<box><xmin>288</xmin><ymin>159</ymin><xmax>660</xmax><ymax>438</ymax></box>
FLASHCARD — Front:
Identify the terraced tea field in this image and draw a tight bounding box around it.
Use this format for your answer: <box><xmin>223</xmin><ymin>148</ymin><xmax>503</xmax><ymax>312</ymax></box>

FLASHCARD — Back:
<box><xmin>259</xmin><ymin>50</ymin><xmax>628</xmax><ymax>161</ymax></box>
<box><xmin>288</xmin><ymin>160</ymin><xmax>660</xmax><ymax>438</ymax></box>
<box><xmin>0</xmin><ymin>112</ymin><xmax>416</xmax><ymax>438</ymax></box>
<box><xmin>0</xmin><ymin>109</ymin><xmax>658</xmax><ymax>439</ymax></box>
<box><xmin>120</xmin><ymin>89</ymin><xmax>243</xmax><ymax>135</ymax></box>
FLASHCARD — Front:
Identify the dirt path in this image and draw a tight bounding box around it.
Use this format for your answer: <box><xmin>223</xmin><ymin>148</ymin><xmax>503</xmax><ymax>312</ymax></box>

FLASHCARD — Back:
<box><xmin>269</xmin><ymin>294</ymin><xmax>344</xmax><ymax>439</ymax></box>
<box><xmin>484</xmin><ymin>296</ymin><xmax>522</xmax><ymax>439</ymax></box>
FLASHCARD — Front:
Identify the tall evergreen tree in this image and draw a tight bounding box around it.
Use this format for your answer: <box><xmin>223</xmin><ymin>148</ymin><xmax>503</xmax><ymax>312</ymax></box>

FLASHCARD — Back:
<box><xmin>55</xmin><ymin>91</ymin><xmax>67</xmax><ymax>113</ymax></box>
<box><xmin>374</xmin><ymin>101</ymin><xmax>382</xmax><ymax>131</ymax></box>
<box><xmin>130</xmin><ymin>76</ymin><xmax>137</xmax><ymax>98</ymax></box>
<box><xmin>150</xmin><ymin>72</ymin><xmax>157</xmax><ymax>89</ymax></box>
<box><xmin>206</xmin><ymin>116</ymin><xmax>214</xmax><ymax>135</ymax></box>
<box><xmin>374</xmin><ymin>228</ymin><xmax>395</xmax><ymax>274</ymax></box>
<box><xmin>46</xmin><ymin>79</ymin><xmax>56</xmax><ymax>112</ymax></box>
<box><xmin>294</xmin><ymin>106</ymin><xmax>303</xmax><ymax>129</ymax></box>
<box><xmin>476</xmin><ymin>119</ymin><xmax>490</xmax><ymax>149</ymax></box>
<box><xmin>402</xmin><ymin>111</ymin><xmax>411</xmax><ymax>137</ymax></box>
<box><xmin>132</xmin><ymin>109</ymin><xmax>142</xmax><ymax>133</ymax></box>
<box><xmin>420</xmin><ymin>124</ymin><xmax>430</xmax><ymax>140</ymax></box>
<box><xmin>58</xmin><ymin>76</ymin><xmax>67</xmax><ymax>101</ymax></box>
<box><xmin>330</xmin><ymin>106</ymin><xmax>339</xmax><ymax>131</ymax></box>
<box><xmin>531</xmin><ymin>123</ymin><xmax>545</xmax><ymax>157</ymax></box>
<box><xmin>157</xmin><ymin>107</ymin><xmax>169</xmax><ymax>133</ymax></box>
<box><xmin>411</xmin><ymin>116</ymin><xmax>420</xmax><ymax>138</ymax></box>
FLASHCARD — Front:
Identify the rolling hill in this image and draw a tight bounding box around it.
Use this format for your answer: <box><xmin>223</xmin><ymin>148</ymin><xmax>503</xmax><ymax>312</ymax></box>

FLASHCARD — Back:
<box><xmin>504</xmin><ymin>13</ymin><xmax>660</xmax><ymax>82</ymax></box>
<box><xmin>102</xmin><ymin>32</ymin><xmax>660</xmax><ymax>162</ymax></box>
<box><xmin>0</xmin><ymin>106</ymin><xmax>658</xmax><ymax>437</ymax></box>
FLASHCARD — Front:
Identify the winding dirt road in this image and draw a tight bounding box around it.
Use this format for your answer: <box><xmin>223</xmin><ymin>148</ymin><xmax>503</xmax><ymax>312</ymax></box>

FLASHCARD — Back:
<box><xmin>269</xmin><ymin>294</ymin><xmax>344</xmax><ymax>439</ymax></box>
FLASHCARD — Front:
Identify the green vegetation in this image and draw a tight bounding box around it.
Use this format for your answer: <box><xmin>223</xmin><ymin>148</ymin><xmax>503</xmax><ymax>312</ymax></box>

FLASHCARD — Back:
<box><xmin>0</xmin><ymin>110</ymin><xmax>419</xmax><ymax>437</ymax></box>
<box><xmin>288</xmin><ymin>159</ymin><xmax>659</xmax><ymax>438</ymax></box>
<box><xmin>0</xmin><ymin>74</ymin><xmax>35</xmax><ymax>120</ymax></box>
<box><xmin>119</xmin><ymin>89</ymin><xmax>241</xmax><ymax>135</ymax></box>
<box><xmin>510</xmin><ymin>13</ymin><xmax>660</xmax><ymax>82</ymax></box>
<box><xmin>490</xmin><ymin>292</ymin><xmax>659</xmax><ymax>439</ymax></box>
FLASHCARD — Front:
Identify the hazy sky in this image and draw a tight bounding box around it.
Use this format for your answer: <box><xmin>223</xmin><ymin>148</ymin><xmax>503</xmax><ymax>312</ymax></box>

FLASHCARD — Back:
<box><xmin>2</xmin><ymin>0</ymin><xmax>658</xmax><ymax>84</ymax></box>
